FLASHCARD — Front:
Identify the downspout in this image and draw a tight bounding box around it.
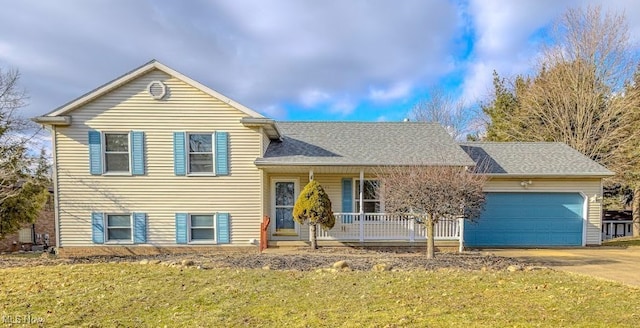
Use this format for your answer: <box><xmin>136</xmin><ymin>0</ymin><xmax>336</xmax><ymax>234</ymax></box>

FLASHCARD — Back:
<box><xmin>51</xmin><ymin>125</ymin><xmax>61</xmax><ymax>251</ymax></box>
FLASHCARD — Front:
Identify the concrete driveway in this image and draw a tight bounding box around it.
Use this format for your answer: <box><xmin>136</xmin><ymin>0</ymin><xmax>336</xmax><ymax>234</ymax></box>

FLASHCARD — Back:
<box><xmin>487</xmin><ymin>247</ymin><xmax>640</xmax><ymax>287</ymax></box>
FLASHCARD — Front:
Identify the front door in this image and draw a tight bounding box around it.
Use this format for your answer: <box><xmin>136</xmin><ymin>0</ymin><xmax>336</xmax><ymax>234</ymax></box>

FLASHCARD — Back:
<box><xmin>272</xmin><ymin>179</ymin><xmax>299</xmax><ymax>236</ymax></box>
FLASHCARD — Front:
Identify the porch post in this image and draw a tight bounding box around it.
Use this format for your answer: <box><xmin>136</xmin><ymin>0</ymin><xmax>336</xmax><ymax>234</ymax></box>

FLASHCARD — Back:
<box><xmin>458</xmin><ymin>217</ymin><xmax>465</xmax><ymax>253</ymax></box>
<box><xmin>359</xmin><ymin>169</ymin><xmax>364</xmax><ymax>242</ymax></box>
<box><xmin>609</xmin><ymin>222</ymin><xmax>613</xmax><ymax>238</ymax></box>
<box><xmin>309</xmin><ymin>169</ymin><xmax>314</xmax><ymax>181</ymax></box>
<box><xmin>409</xmin><ymin>218</ymin><xmax>415</xmax><ymax>242</ymax></box>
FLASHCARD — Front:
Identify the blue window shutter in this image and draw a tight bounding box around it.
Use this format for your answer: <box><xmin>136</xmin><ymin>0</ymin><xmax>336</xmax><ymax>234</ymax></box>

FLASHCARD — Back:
<box><xmin>133</xmin><ymin>212</ymin><xmax>147</xmax><ymax>244</ymax></box>
<box><xmin>173</xmin><ymin>132</ymin><xmax>186</xmax><ymax>176</ymax></box>
<box><xmin>341</xmin><ymin>178</ymin><xmax>353</xmax><ymax>223</ymax></box>
<box><xmin>91</xmin><ymin>212</ymin><xmax>104</xmax><ymax>244</ymax></box>
<box><xmin>217</xmin><ymin>212</ymin><xmax>230</xmax><ymax>244</ymax></box>
<box><xmin>175</xmin><ymin>213</ymin><xmax>187</xmax><ymax>244</ymax></box>
<box><xmin>131</xmin><ymin>131</ymin><xmax>145</xmax><ymax>175</ymax></box>
<box><xmin>215</xmin><ymin>131</ymin><xmax>229</xmax><ymax>175</ymax></box>
<box><xmin>88</xmin><ymin>131</ymin><xmax>102</xmax><ymax>175</ymax></box>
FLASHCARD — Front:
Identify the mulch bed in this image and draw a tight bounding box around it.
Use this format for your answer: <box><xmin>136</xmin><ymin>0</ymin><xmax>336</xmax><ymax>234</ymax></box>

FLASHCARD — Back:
<box><xmin>0</xmin><ymin>247</ymin><xmax>530</xmax><ymax>271</ymax></box>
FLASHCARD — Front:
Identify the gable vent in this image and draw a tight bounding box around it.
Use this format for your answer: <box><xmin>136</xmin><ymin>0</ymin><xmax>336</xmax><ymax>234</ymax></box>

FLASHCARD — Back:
<box><xmin>147</xmin><ymin>80</ymin><xmax>167</xmax><ymax>100</ymax></box>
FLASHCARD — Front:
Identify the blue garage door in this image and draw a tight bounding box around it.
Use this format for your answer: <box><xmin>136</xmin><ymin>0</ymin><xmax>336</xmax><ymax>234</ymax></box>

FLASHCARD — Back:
<box><xmin>464</xmin><ymin>193</ymin><xmax>584</xmax><ymax>247</ymax></box>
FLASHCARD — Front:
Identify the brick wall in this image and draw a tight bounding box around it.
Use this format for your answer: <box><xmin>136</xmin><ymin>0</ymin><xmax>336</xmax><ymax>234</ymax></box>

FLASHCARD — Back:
<box><xmin>0</xmin><ymin>193</ymin><xmax>55</xmax><ymax>252</ymax></box>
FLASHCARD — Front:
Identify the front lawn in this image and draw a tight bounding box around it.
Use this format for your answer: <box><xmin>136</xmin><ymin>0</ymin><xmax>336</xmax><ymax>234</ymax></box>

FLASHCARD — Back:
<box><xmin>603</xmin><ymin>236</ymin><xmax>640</xmax><ymax>247</ymax></box>
<box><xmin>1</xmin><ymin>263</ymin><xmax>638</xmax><ymax>327</ymax></box>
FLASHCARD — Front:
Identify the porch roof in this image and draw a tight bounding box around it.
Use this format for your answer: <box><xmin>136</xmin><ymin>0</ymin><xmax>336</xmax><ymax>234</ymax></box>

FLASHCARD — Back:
<box><xmin>460</xmin><ymin>142</ymin><xmax>614</xmax><ymax>177</ymax></box>
<box><xmin>256</xmin><ymin>122</ymin><xmax>476</xmax><ymax>167</ymax></box>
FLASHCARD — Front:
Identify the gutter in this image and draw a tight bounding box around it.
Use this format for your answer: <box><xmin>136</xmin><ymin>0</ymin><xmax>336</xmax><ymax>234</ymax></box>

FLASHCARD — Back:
<box><xmin>32</xmin><ymin>116</ymin><xmax>72</xmax><ymax>126</ymax></box>
<box><xmin>240</xmin><ymin>117</ymin><xmax>282</xmax><ymax>140</ymax></box>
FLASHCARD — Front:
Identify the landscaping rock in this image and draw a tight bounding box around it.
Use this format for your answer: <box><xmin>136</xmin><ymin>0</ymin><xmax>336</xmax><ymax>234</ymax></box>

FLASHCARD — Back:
<box><xmin>507</xmin><ymin>265</ymin><xmax>524</xmax><ymax>272</ymax></box>
<box><xmin>139</xmin><ymin>259</ymin><xmax>149</xmax><ymax>265</ymax></box>
<box><xmin>181</xmin><ymin>259</ymin><xmax>195</xmax><ymax>267</ymax></box>
<box><xmin>371</xmin><ymin>263</ymin><xmax>392</xmax><ymax>272</ymax></box>
<box><xmin>0</xmin><ymin>247</ymin><xmax>530</xmax><ymax>272</ymax></box>
<box><xmin>525</xmin><ymin>266</ymin><xmax>549</xmax><ymax>271</ymax></box>
<box><xmin>332</xmin><ymin>260</ymin><xmax>349</xmax><ymax>269</ymax></box>
<box><xmin>262</xmin><ymin>265</ymin><xmax>271</xmax><ymax>270</ymax></box>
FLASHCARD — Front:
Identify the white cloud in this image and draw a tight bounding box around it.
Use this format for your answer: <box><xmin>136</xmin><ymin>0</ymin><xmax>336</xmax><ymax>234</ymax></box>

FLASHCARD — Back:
<box><xmin>368</xmin><ymin>82</ymin><xmax>412</xmax><ymax>102</ymax></box>
<box><xmin>299</xmin><ymin>89</ymin><xmax>331</xmax><ymax>108</ymax></box>
<box><xmin>261</xmin><ymin>105</ymin><xmax>288</xmax><ymax>120</ymax></box>
<box><xmin>0</xmin><ymin>0</ymin><xmax>460</xmax><ymax>119</ymax></box>
<box><xmin>461</xmin><ymin>0</ymin><xmax>640</xmax><ymax>104</ymax></box>
<box><xmin>329</xmin><ymin>99</ymin><xmax>356</xmax><ymax>116</ymax></box>
<box><xmin>1</xmin><ymin>0</ymin><xmax>639</xmax><ymax>122</ymax></box>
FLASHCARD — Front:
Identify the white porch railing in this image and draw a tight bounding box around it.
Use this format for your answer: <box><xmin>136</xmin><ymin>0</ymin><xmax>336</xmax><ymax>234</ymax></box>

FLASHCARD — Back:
<box><xmin>317</xmin><ymin>213</ymin><xmax>462</xmax><ymax>245</ymax></box>
<box><xmin>602</xmin><ymin>220</ymin><xmax>633</xmax><ymax>240</ymax></box>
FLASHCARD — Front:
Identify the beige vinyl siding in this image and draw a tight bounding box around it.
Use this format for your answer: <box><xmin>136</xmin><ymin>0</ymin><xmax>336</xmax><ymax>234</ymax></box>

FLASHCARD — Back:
<box><xmin>484</xmin><ymin>178</ymin><xmax>603</xmax><ymax>245</ymax></box>
<box><xmin>55</xmin><ymin>69</ymin><xmax>263</xmax><ymax>247</ymax></box>
<box><xmin>261</xmin><ymin>129</ymin><xmax>271</xmax><ymax>155</ymax></box>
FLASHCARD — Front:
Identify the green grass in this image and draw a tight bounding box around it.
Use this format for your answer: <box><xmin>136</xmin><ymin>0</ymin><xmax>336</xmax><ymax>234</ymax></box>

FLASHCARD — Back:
<box><xmin>0</xmin><ymin>252</ymin><xmax>45</xmax><ymax>258</ymax></box>
<box><xmin>602</xmin><ymin>236</ymin><xmax>640</xmax><ymax>247</ymax></box>
<box><xmin>1</xmin><ymin>264</ymin><xmax>639</xmax><ymax>327</ymax></box>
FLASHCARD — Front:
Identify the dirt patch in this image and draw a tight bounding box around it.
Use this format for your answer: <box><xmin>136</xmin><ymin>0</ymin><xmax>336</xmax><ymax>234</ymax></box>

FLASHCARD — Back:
<box><xmin>0</xmin><ymin>248</ymin><xmax>528</xmax><ymax>271</ymax></box>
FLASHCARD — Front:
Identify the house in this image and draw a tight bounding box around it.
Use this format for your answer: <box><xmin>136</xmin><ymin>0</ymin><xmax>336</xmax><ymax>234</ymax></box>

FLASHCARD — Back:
<box><xmin>33</xmin><ymin>60</ymin><xmax>613</xmax><ymax>256</ymax></box>
<box><xmin>601</xmin><ymin>210</ymin><xmax>633</xmax><ymax>240</ymax></box>
<box><xmin>0</xmin><ymin>188</ymin><xmax>55</xmax><ymax>252</ymax></box>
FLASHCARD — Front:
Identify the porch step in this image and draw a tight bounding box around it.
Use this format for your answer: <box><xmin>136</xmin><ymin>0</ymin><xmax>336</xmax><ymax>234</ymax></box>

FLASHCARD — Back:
<box><xmin>268</xmin><ymin>241</ymin><xmax>309</xmax><ymax>248</ymax></box>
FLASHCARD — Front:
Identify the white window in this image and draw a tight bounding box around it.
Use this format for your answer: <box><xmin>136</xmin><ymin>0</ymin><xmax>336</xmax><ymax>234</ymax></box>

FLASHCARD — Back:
<box><xmin>355</xmin><ymin>180</ymin><xmax>382</xmax><ymax>213</ymax></box>
<box><xmin>190</xmin><ymin>214</ymin><xmax>215</xmax><ymax>242</ymax></box>
<box><xmin>104</xmin><ymin>132</ymin><xmax>130</xmax><ymax>173</ymax></box>
<box><xmin>106</xmin><ymin>214</ymin><xmax>132</xmax><ymax>242</ymax></box>
<box><xmin>188</xmin><ymin>133</ymin><xmax>214</xmax><ymax>174</ymax></box>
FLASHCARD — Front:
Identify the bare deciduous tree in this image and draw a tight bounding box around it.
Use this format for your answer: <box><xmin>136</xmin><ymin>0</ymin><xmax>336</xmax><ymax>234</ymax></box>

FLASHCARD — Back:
<box><xmin>410</xmin><ymin>87</ymin><xmax>473</xmax><ymax>140</ymax></box>
<box><xmin>377</xmin><ymin>165</ymin><xmax>486</xmax><ymax>259</ymax></box>
<box><xmin>482</xmin><ymin>6</ymin><xmax>640</xmax><ymax>236</ymax></box>
<box><xmin>493</xmin><ymin>6</ymin><xmax>638</xmax><ymax>163</ymax></box>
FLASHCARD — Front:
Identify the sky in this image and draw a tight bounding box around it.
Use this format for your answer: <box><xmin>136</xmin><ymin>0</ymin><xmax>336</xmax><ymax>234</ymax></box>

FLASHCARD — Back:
<box><xmin>1</xmin><ymin>0</ymin><xmax>640</xmax><ymax>126</ymax></box>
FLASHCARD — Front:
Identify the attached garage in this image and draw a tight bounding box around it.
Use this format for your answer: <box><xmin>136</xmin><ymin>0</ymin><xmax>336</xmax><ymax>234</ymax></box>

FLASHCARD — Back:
<box><xmin>464</xmin><ymin>192</ymin><xmax>585</xmax><ymax>247</ymax></box>
<box><xmin>460</xmin><ymin>142</ymin><xmax>615</xmax><ymax>247</ymax></box>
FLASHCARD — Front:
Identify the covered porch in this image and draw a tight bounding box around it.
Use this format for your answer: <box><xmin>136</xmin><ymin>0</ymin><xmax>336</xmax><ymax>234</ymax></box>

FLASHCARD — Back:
<box><xmin>260</xmin><ymin>166</ymin><xmax>464</xmax><ymax>250</ymax></box>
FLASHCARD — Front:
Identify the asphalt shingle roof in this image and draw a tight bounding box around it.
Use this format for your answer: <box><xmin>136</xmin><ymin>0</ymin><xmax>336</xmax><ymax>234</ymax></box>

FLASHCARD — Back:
<box><xmin>460</xmin><ymin>142</ymin><xmax>614</xmax><ymax>176</ymax></box>
<box><xmin>257</xmin><ymin>122</ymin><xmax>476</xmax><ymax>166</ymax></box>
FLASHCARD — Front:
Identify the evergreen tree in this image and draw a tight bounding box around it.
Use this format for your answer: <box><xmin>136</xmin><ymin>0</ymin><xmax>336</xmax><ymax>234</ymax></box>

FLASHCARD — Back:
<box><xmin>0</xmin><ymin>68</ymin><xmax>50</xmax><ymax>237</ymax></box>
<box><xmin>292</xmin><ymin>180</ymin><xmax>335</xmax><ymax>249</ymax></box>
